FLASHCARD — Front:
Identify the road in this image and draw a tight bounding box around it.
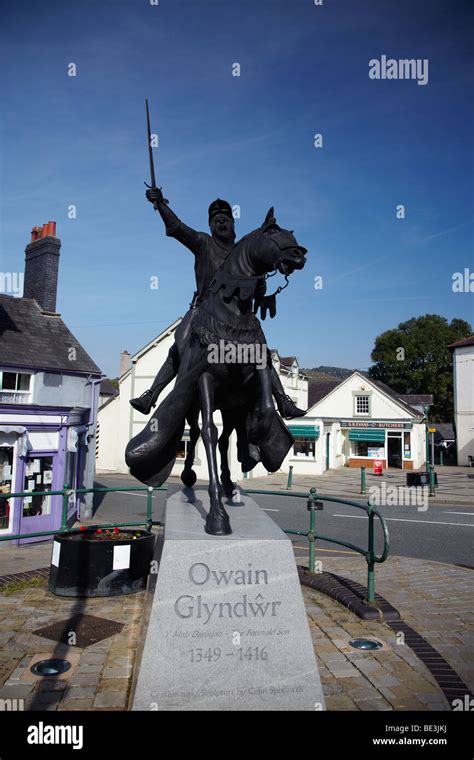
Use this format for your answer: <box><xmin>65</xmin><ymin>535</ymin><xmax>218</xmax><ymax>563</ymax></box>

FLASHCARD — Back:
<box><xmin>92</xmin><ymin>474</ymin><xmax>474</xmax><ymax>568</ymax></box>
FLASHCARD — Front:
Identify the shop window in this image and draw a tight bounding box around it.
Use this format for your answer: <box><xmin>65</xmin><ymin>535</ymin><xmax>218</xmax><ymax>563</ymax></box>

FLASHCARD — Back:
<box><xmin>355</xmin><ymin>395</ymin><xmax>370</xmax><ymax>415</ymax></box>
<box><xmin>22</xmin><ymin>456</ymin><xmax>53</xmax><ymax>517</ymax></box>
<box><xmin>404</xmin><ymin>431</ymin><xmax>411</xmax><ymax>459</ymax></box>
<box><xmin>0</xmin><ymin>372</ymin><xmax>32</xmax><ymax>403</ymax></box>
<box><xmin>0</xmin><ymin>447</ymin><xmax>14</xmax><ymax>530</ymax></box>
<box><xmin>354</xmin><ymin>440</ymin><xmax>385</xmax><ymax>458</ymax></box>
<box><xmin>293</xmin><ymin>437</ymin><xmax>315</xmax><ymax>458</ymax></box>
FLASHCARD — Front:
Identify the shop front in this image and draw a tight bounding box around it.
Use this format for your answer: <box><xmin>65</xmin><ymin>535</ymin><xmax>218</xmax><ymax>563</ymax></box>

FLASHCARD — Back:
<box><xmin>0</xmin><ymin>407</ymin><xmax>90</xmax><ymax>544</ymax></box>
<box><xmin>342</xmin><ymin>421</ymin><xmax>415</xmax><ymax>469</ymax></box>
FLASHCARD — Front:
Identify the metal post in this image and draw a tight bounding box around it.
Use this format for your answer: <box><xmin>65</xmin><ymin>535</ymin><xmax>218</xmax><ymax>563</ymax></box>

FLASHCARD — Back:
<box><xmin>243</xmin><ymin>471</ymin><xmax>248</xmax><ymax>479</ymax></box>
<box><xmin>440</xmin><ymin>449</ymin><xmax>444</xmax><ymax>466</ymax></box>
<box><xmin>146</xmin><ymin>486</ymin><xmax>153</xmax><ymax>532</ymax></box>
<box><xmin>286</xmin><ymin>465</ymin><xmax>293</xmax><ymax>490</ymax></box>
<box><xmin>429</xmin><ymin>465</ymin><xmax>436</xmax><ymax>497</ymax></box>
<box><xmin>360</xmin><ymin>466</ymin><xmax>366</xmax><ymax>494</ymax></box>
<box><xmin>307</xmin><ymin>487</ymin><xmax>317</xmax><ymax>573</ymax></box>
<box><xmin>366</xmin><ymin>503</ymin><xmax>375</xmax><ymax>603</ymax></box>
<box><xmin>431</xmin><ymin>432</ymin><xmax>435</xmax><ymax>470</ymax></box>
<box><xmin>61</xmin><ymin>483</ymin><xmax>70</xmax><ymax>532</ymax></box>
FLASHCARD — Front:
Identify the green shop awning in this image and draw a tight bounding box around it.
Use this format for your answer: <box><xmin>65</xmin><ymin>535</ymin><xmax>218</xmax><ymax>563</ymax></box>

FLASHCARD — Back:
<box><xmin>287</xmin><ymin>425</ymin><xmax>320</xmax><ymax>439</ymax></box>
<box><xmin>348</xmin><ymin>429</ymin><xmax>385</xmax><ymax>442</ymax></box>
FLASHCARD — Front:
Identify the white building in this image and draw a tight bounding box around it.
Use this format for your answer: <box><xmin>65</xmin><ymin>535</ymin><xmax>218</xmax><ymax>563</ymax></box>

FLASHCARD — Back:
<box><xmin>97</xmin><ymin>318</ymin><xmax>427</xmax><ymax>481</ymax></box>
<box><xmin>285</xmin><ymin>373</ymin><xmax>427</xmax><ymax>477</ymax></box>
<box><xmin>449</xmin><ymin>335</ymin><xmax>474</xmax><ymax>466</ymax></box>
<box><xmin>96</xmin><ymin>319</ymin><xmax>307</xmax><ymax>481</ymax></box>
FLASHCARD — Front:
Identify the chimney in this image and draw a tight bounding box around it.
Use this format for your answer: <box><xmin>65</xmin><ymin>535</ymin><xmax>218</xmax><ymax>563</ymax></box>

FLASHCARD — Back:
<box><xmin>23</xmin><ymin>221</ymin><xmax>60</xmax><ymax>313</ymax></box>
<box><xmin>120</xmin><ymin>350</ymin><xmax>131</xmax><ymax>377</ymax></box>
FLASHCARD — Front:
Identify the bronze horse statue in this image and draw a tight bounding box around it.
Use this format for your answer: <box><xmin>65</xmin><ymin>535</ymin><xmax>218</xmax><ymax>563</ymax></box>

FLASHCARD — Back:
<box><xmin>125</xmin><ymin>208</ymin><xmax>307</xmax><ymax>535</ymax></box>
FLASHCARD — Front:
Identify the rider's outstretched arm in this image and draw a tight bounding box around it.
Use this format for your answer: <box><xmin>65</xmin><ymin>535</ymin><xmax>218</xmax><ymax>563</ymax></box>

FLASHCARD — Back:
<box><xmin>145</xmin><ymin>187</ymin><xmax>204</xmax><ymax>254</ymax></box>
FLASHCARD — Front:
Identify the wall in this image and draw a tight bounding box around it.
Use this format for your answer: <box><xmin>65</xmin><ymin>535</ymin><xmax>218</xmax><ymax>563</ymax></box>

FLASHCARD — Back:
<box><xmin>453</xmin><ymin>345</ymin><xmax>474</xmax><ymax>465</ymax></box>
<box><xmin>33</xmin><ymin>372</ymin><xmax>92</xmax><ymax>408</ymax></box>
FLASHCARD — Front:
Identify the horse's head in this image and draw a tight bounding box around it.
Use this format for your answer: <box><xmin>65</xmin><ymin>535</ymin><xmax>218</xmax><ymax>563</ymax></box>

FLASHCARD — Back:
<box><xmin>258</xmin><ymin>207</ymin><xmax>308</xmax><ymax>276</ymax></box>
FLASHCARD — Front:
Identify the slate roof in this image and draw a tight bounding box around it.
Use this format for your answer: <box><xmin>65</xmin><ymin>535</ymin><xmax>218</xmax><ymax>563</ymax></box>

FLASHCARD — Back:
<box><xmin>308</xmin><ymin>379</ymin><xmax>342</xmax><ymax>407</ymax></box>
<box><xmin>433</xmin><ymin>423</ymin><xmax>455</xmax><ymax>441</ymax></box>
<box><xmin>0</xmin><ymin>295</ymin><xmax>102</xmax><ymax>375</ymax></box>
<box><xmin>100</xmin><ymin>378</ymin><xmax>118</xmax><ymax>396</ymax></box>
<box><xmin>398</xmin><ymin>394</ymin><xmax>433</xmax><ymax>406</ymax></box>
<box><xmin>448</xmin><ymin>335</ymin><xmax>474</xmax><ymax>349</ymax></box>
<box><xmin>307</xmin><ymin>374</ymin><xmax>424</xmax><ymax>417</ymax></box>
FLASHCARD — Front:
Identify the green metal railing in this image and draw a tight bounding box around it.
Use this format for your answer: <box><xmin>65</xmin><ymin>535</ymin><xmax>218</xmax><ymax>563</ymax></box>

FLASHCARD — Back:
<box><xmin>0</xmin><ymin>484</ymin><xmax>166</xmax><ymax>543</ymax></box>
<box><xmin>245</xmin><ymin>486</ymin><xmax>390</xmax><ymax>605</ymax></box>
<box><xmin>0</xmin><ymin>480</ymin><xmax>389</xmax><ymax>604</ymax></box>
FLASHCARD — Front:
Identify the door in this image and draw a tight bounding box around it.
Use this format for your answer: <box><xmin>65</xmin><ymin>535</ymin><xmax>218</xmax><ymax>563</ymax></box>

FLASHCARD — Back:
<box><xmin>17</xmin><ymin>451</ymin><xmax>62</xmax><ymax>544</ymax></box>
<box><xmin>326</xmin><ymin>433</ymin><xmax>330</xmax><ymax>470</ymax></box>
<box><xmin>0</xmin><ymin>445</ymin><xmax>15</xmax><ymax>532</ymax></box>
<box><xmin>387</xmin><ymin>435</ymin><xmax>403</xmax><ymax>468</ymax></box>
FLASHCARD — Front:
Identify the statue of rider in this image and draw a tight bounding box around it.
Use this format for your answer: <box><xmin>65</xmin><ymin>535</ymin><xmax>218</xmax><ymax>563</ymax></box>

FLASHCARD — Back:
<box><xmin>129</xmin><ymin>187</ymin><xmax>306</xmax><ymax>420</ymax></box>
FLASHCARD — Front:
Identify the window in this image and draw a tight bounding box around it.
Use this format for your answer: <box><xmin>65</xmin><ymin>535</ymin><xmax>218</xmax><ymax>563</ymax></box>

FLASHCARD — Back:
<box><xmin>22</xmin><ymin>456</ymin><xmax>53</xmax><ymax>517</ymax></box>
<box><xmin>354</xmin><ymin>440</ymin><xmax>385</xmax><ymax>457</ymax></box>
<box><xmin>0</xmin><ymin>372</ymin><xmax>32</xmax><ymax>404</ymax></box>
<box><xmin>355</xmin><ymin>395</ymin><xmax>370</xmax><ymax>415</ymax></box>
<box><xmin>403</xmin><ymin>431</ymin><xmax>411</xmax><ymax>458</ymax></box>
<box><xmin>293</xmin><ymin>437</ymin><xmax>315</xmax><ymax>458</ymax></box>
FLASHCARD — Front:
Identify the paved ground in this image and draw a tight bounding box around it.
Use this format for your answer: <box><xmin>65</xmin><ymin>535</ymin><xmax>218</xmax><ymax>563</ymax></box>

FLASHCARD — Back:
<box><xmin>0</xmin><ymin>537</ymin><xmax>471</xmax><ymax>711</ymax></box>
<box><xmin>243</xmin><ymin>465</ymin><xmax>474</xmax><ymax>507</ymax></box>
<box><xmin>0</xmin><ymin>469</ymin><xmax>471</xmax><ymax>712</ymax></box>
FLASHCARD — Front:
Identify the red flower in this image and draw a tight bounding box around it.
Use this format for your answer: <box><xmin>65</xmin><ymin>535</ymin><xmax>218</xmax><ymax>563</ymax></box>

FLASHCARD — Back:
<box><xmin>113</xmin><ymin>528</ymin><xmax>120</xmax><ymax>535</ymax></box>
<box><xmin>79</xmin><ymin>526</ymin><xmax>87</xmax><ymax>532</ymax></box>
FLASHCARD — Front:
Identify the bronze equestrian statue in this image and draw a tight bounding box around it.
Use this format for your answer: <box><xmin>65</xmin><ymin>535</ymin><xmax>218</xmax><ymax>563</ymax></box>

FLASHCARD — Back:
<box><xmin>130</xmin><ymin>191</ymin><xmax>305</xmax><ymax>422</ymax></box>
<box><xmin>125</xmin><ymin>102</ymin><xmax>308</xmax><ymax>536</ymax></box>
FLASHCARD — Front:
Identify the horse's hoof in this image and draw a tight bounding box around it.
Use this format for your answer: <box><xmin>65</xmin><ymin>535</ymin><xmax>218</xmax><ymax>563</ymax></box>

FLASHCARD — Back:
<box><xmin>181</xmin><ymin>468</ymin><xmax>197</xmax><ymax>487</ymax></box>
<box><xmin>205</xmin><ymin>511</ymin><xmax>232</xmax><ymax>536</ymax></box>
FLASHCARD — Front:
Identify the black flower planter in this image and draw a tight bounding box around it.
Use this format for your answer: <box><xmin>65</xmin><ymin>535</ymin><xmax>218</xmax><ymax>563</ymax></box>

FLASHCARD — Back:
<box><xmin>48</xmin><ymin>529</ymin><xmax>156</xmax><ymax>598</ymax></box>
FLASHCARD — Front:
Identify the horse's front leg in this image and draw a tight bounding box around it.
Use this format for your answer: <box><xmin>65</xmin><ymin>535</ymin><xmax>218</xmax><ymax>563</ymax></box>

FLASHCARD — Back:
<box><xmin>181</xmin><ymin>404</ymin><xmax>200</xmax><ymax>488</ymax></box>
<box><xmin>199</xmin><ymin>372</ymin><xmax>232</xmax><ymax>536</ymax></box>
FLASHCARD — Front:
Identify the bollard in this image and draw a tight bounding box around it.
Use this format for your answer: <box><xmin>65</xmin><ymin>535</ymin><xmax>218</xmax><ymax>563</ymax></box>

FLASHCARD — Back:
<box><xmin>428</xmin><ymin>465</ymin><xmax>436</xmax><ymax>497</ymax></box>
<box><xmin>146</xmin><ymin>486</ymin><xmax>154</xmax><ymax>532</ymax></box>
<box><xmin>360</xmin><ymin>466</ymin><xmax>366</xmax><ymax>494</ymax></box>
<box><xmin>440</xmin><ymin>449</ymin><xmax>444</xmax><ymax>467</ymax></box>
<box><xmin>366</xmin><ymin>502</ymin><xmax>376</xmax><ymax>604</ymax></box>
<box><xmin>243</xmin><ymin>471</ymin><xmax>248</xmax><ymax>479</ymax></box>
<box><xmin>286</xmin><ymin>465</ymin><xmax>293</xmax><ymax>490</ymax></box>
<box><xmin>61</xmin><ymin>483</ymin><xmax>70</xmax><ymax>532</ymax></box>
<box><xmin>306</xmin><ymin>487</ymin><xmax>317</xmax><ymax>573</ymax></box>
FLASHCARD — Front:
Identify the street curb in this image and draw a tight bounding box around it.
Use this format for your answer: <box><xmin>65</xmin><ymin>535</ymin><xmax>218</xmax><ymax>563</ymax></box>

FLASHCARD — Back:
<box><xmin>297</xmin><ymin>566</ymin><xmax>401</xmax><ymax>622</ymax></box>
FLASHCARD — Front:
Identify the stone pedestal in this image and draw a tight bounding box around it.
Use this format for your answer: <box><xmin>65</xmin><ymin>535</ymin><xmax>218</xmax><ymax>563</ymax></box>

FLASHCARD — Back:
<box><xmin>131</xmin><ymin>488</ymin><xmax>325</xmax><ymax>711</ymax></box>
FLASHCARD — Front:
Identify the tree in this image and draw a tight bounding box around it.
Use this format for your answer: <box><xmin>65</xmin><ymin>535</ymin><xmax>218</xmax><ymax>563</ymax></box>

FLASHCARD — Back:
<box><xmin>368</xmin><ymin>315</ymin><xmax>472</xmax><ymax>422</ymax></box>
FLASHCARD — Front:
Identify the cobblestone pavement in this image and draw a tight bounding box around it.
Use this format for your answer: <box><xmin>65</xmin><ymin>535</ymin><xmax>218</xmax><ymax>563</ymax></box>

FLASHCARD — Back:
<box><xmin>0</xmin><ymin>545</ymin><xmax>471</xmax><ymax>711</ymax></box>
<box><xmin>302</xmin><ymin>556</ymin><xmax>473</xmax><ymax>711</ymax></box>
<box><xmin>242</xmin><ymin>465</ymin><xmax>474</xmax><ymax>507</ymax></box>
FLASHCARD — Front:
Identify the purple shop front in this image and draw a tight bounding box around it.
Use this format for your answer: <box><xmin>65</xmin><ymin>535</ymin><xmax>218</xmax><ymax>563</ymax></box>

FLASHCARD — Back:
<box><xmin>0</xmin><ymin>405</ymin><xmax>90</xmax><ymax>544</ymax></box>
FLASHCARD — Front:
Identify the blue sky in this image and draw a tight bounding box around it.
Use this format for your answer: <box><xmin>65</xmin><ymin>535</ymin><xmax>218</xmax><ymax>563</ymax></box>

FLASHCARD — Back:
<box><xmin>1</xmin><ymin>0</ymin><xmax>472</xmax><ymax>378</ymax></box>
